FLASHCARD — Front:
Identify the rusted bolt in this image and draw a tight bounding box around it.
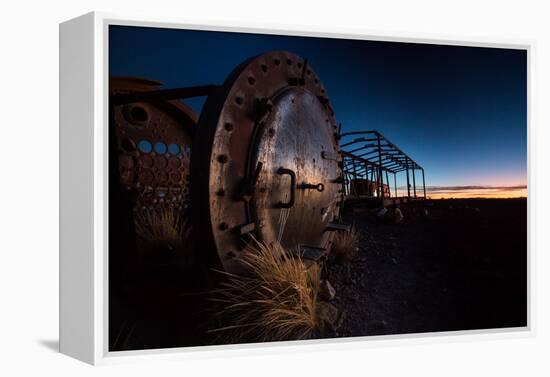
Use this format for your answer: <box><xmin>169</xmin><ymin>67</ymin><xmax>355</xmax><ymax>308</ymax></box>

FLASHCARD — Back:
<box><xmin>274</xmin><ymin>59</ymin><xmax>280</xmax><ymax>66</ymax></box>
<box><xmin>217</xmin><ymin>154</ymin><xmax>228</xmax><ymax>163</ymax></box>
<box><xmin>248</xmin><ymin>76</ymin><xmax>256</xmax><ymax>85</ymax></box>
<box><xmin>261</xmin><ymin>64</ymin><xmax>268</xmax><ymax>72</ymax></box>
<box><xmin>286</xmin><ymin>59</ymin><xmax>292</xmax><ymax>65</ymax></box>
<box><xmin>219</xmin><ymin>222</ymin><xmax>229</xmax><ymax>231</ymax></box>
<box><xmin>235</xmin><ymin>96</ymin><xmax>244</xmax><ymax>105</ymax></box>
<box><xmin>224</xmin><ymin>122</ymin><xmax>234</xmax><ymax>131</ymax></box>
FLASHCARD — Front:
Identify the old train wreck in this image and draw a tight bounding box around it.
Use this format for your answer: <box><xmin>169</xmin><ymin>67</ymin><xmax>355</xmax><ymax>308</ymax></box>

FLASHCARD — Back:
<box><xmin>108</xmin><ymin>50</ymin><xmax>426</xmax><ymax>350</ymax></box>
<box><xmin>110</xmin><ymin>54</ymin><xmax>427</xmax><ymax>267</ymax></box>
<box><xmin>109</xmin><ymin>51</ymin><xmax>426</xmax><ymax>274</ymax></box>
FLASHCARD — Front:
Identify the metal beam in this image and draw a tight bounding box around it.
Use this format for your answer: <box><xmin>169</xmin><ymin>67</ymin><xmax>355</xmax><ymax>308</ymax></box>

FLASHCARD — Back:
<box><xmin>405</xmin><ymin>158</ymin><xmax>410</xmax><ymax>198</ymax></box>
<box><xmin>111</xmin><ymin>85</ymin><xmax>220</xmax><ymax>105</ymax></box>
<box><xmin>412</xmin><ymin>167</ymin><xmax>417</xmax><ymax>198</ymax></box>
<box><xmin>377</xmin><ymin>134</ymin><xmax>384</xmax><ymax>199</ymax></box>
<box><xmin>422</xmin><ymin>168</ymin><xmax>426</xmax><ymax>199</ymax></box>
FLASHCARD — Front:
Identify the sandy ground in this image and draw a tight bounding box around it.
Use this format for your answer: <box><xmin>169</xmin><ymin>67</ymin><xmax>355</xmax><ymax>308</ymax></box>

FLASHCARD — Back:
<box><xmin>325</xmin><ymin>198</ymin><xmax>527</xmax><ymax>338</ymax></box>
<box><xmin>112</xmin><ymin>198</ymin><xmax>527</xmax><ymax>350</ymax></box>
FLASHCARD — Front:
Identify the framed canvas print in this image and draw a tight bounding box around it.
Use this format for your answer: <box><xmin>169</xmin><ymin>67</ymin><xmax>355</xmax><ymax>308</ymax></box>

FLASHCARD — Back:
<box><xmin>60</xmin><ymin>12</ymin><xmax>532</xmax><ymax>365</ymax></box>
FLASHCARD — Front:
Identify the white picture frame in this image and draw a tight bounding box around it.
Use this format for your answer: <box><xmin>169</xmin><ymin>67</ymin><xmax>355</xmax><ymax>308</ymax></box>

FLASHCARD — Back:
<box><xmin>59</xmin><ymin>11</ymin><xmax>534</xmax><ymax>365</ymax></box>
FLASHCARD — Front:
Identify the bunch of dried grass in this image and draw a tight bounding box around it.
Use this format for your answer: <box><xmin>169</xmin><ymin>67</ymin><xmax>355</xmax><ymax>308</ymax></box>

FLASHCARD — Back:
<box><xmin>134</xmin><ymin>207</ymin><xmax>191</xmax><ymax>252</ymax></box>
<box><xmin>210</xmin><ymin>240</ymin><xmax>320</xmax><ymax>343</ymax></box>
<box><xmin>331</xmin><ymin>228</ymin><xmax>358</xmax><ymax>264</ymax></box>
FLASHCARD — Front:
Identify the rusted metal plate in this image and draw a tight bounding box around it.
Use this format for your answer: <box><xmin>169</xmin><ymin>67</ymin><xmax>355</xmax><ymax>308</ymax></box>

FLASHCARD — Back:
<box><xmin>110</xmin><ymin>77</ymin><xmax>197</xmax><ymax>213</ymax></box>
<box><xmin>192</xmin><ymin>52</ymin><xmax>343</xmax><ymax>273</ymax></box>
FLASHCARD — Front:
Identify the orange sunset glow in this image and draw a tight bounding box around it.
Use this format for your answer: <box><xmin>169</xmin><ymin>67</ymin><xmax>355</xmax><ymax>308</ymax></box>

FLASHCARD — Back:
<box><xmin>426</xmin><ymin>186</ymin><xmax>527</xmax><ymax>199</ymax></box>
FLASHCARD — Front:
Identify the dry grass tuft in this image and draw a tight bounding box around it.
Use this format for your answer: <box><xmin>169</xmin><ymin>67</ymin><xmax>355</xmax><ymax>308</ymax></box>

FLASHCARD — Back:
<box><xmin>209</xmin><ymin>240</ymin><xmax>320</xmax><ymax>343</ymax></box>
<box><xmin>331</xmin><ymin>228</ymin><xmax>358</xmax><ymax>264</ymax></box>
<box><xmin>134</xmin><ymin>207</ymin><xmax>191</xmax><ymax>253</ymax></box>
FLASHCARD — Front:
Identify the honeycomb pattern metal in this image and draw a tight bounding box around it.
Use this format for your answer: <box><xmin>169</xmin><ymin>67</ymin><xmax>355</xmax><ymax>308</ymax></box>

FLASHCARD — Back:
<box><xmin>110</xmin><ymin>78</ymin><xmax>197</xmax><ymax>213</ymax></box>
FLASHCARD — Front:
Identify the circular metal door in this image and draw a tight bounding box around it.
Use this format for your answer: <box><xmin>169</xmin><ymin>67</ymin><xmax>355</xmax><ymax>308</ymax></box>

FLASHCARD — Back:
<box><xmin>192</xmin><ymin>52</ymin><xmax>342</xmax><ymax>273</ymax></box>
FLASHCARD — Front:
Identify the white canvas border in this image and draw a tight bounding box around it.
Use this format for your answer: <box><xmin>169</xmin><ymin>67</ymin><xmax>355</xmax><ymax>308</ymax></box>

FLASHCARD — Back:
<box><xmin>60</xmin><ymin>11</ymin><xmax>535</xmax><ymax>365</ymax></box>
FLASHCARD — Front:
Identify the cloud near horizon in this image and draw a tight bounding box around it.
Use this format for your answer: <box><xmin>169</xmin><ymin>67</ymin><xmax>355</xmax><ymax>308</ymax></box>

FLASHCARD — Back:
<box><xmin>423</xmin><ymin>185</ymin><xmax>527</xmax><ymax>199</ymax></box>
<box><xmin>390</xmin><ymin>185</ymin><xmax>527</xmax><ymax>199</ymax></box>
<box><xmin>425</xmin><ymin>185</ymin><xmax>527</xmax><ymax>192</ymax></box>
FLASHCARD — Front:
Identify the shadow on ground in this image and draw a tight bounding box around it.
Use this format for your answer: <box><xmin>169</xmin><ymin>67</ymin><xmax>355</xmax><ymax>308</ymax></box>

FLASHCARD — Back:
<box><xmin>38</xmin><ymin>339</ymin><xmax>59</xmax><ymax>352</ymax></box>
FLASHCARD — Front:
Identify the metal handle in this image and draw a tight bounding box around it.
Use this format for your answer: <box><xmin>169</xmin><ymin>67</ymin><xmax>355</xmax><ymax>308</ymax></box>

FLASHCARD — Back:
<box><xmin>277</xmin><ymin>167</ymin><xmax>296</xmax><ymax>208</ymax></box>
<box><xmin>298</xmin><ymin>182</ymin><xmax>325</xmax><ymax>192</ymax></box>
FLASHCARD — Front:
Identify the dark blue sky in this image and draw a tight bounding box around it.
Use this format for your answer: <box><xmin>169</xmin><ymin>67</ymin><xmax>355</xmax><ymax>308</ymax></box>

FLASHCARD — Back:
<box><xmin>110</xmin><ymin>26</ymin><xmax>527</xmax><ymax>188</ymax></box>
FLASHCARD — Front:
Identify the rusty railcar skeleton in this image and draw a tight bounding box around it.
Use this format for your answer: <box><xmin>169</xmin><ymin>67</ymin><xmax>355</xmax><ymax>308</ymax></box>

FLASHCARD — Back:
<box><xmin>340</xmin><ymin>130</ymin><xmax>426</xmax><ymax>207</ymax></box>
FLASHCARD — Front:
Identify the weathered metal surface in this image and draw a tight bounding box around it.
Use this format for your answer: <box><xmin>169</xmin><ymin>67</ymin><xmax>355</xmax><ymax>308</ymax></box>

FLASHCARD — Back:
<box><xmin>191</xmin><ymin>51</ymin><xmax>343</xmax><ymax>273</ymax></box>
<box><xmin>349</xmin><ymin>179</ymin><xmax>390</xmax><ymax>197</ymax></box>
<box><xmin>110</xmin><ymin>77</ymin><xmax>197</xmax><ymax>212</ymax></box>
<box><xmin>288</xmin><ymin>245</ymin><xmax>328</xmax><ymax>269</ymax></box>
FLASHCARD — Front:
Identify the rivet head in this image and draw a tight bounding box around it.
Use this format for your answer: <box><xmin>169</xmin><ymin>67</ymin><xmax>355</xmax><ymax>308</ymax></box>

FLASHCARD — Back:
<box><xmin>217</xmin><ymin>154</ymin><xmax>228</xmax><ymax>163</ymax></box>
<box><xmin>224</xmin><ymin>122</ymin><xmax>234</xmax><ymax>131</ymax></box>
<box><xmin>219</xmin><ymin>222</ymin><xmax>229</xmax><ymax>231</ymax></box>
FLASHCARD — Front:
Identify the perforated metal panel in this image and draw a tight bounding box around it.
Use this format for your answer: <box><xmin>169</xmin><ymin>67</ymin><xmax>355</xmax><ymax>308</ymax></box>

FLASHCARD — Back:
<box><xmin>110</xmin><ymin>78</ymin><xmax>197</xmax><ymax>213</ymax></box>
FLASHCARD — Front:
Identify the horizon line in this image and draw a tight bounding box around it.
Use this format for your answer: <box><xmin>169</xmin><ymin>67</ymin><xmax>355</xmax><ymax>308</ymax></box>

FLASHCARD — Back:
<box><xmin>424</xmin><ymin>185</ymin><xmax>526</xmax><ymax>192</ymax></box>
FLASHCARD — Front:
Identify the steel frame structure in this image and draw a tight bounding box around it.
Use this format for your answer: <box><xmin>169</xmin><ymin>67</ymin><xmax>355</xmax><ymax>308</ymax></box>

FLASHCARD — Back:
<box><xmin>339</xmin><ymin>130</ymin><xmax>426</xmax><ymax>200</ymax></box>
